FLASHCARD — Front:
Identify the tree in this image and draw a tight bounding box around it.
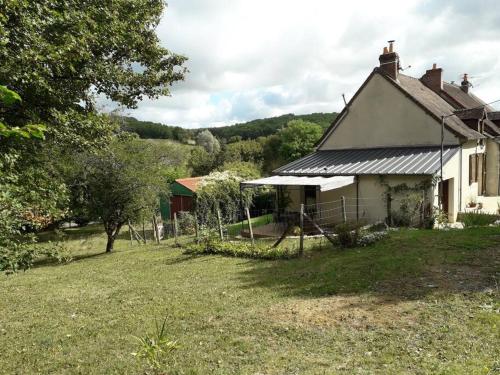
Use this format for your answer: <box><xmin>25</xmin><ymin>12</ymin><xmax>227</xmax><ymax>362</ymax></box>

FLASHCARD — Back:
<box><xmin>278</xmin><ymin>120</ymin><xmax>323</xmax><ymax>161</ymax></box>
<box><xmin>71</xmin><ymin>139</ymin><xmax>172</xmax><ymax>252</ymax></box>
<box><xmin>0</xmin><ymin>0</ymin><xmax>187</xmax><ymax>231</ymax></box>
<box><xmin>0</xmin><ymin>0</ymin><xmax>187</xmax><ymax>126</ymax></box>
<box><xmin>219</xmin><ymin>161</ymin><xmax>261</xmax><ymax>180</ymax></box>
<box><xmin>196</xmin><ymin>130</ymin><xmax>220</xmax><ymax>154</ymax></box>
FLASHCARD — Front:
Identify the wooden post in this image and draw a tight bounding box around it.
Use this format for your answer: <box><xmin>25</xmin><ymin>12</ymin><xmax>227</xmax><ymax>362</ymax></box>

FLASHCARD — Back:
<box><xmin>173</xmin><ymin>212</ymin><xmax>178</xmax><ymax>246</ymax></box>
<box><xmin>386</xmin><ymin>192</ymin><xmax>392</xmax><ymax>226</ymax></box>
<box><xmin>128</xmin><ymin>220</ymin><xmax>133</xmax><ymax>246</ymax></box>
<box><xmin>142</xmin><ymin>220</ymin><xmax>147</xmax><ymax>244</ymax></box>
<box><xmin>299</xmin><ymin>203</ymin><xmax>304</xmax><ymax>256</ymax></box>
<box><xmin>151</xmin><ymin>219</ymin><xmax>157</xmax><ymax>242</ymax></box>
<box><xmin>216</xmin><ymin>208</ymin><xmax>224</xmax><ymax>240</ymax></box>
<box><xmin>152</xmin><ymin>215</ymin><xmax>160</xmax><ymax>244</ymax></box>
<box><xmin>194</xmin><ymin>211</ymin><xmax>200</xmax><ymax>243</ymax></box>
<box><xmin>245</xmin><ymin>207</ymin><xmax>254</xmax><ymax>246</ymax></box>
<box><xmin>341</xmin><ymin>196</ymin><xmax>347</xmax><ymax>223</ymax></box>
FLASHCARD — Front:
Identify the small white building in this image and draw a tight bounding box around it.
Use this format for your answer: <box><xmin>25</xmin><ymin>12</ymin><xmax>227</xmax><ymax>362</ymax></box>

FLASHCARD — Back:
<box><xmin>245</xmin><ymin>42</ymin><xmax>500</xmax><ymax>224</ymax></box>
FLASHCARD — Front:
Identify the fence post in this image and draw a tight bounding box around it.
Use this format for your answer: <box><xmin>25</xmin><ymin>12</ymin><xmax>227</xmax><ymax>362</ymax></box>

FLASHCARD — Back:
<box><xmin>173</xmin><ymin>212</ymin><xmax>178</xmax><ymax>246</ymax></box>
<box><xmin>153</xmin><ymin>215</ymin><xmax>161</xmax><ymax>244</ymax></box>
<box><xmin>194</xmin><ymin>211</ymin><xmax>200</xmax><ymax>244</ymax></box>
<box><xmin>386</xmin><ymin>192</ymin><xmax>392</xmax><ymax>226</ymax></box>
<box><xmin>341</xmin><ymin>196</ymin><xmax>347</xmax><ymax>223</ymax></box>
<box><xmin>299</xmin><ymin>203</ymin><xmax>304</xmax><ymax>256</ymax></box>
<box><xmin>245</xmin><ymin>207</ymin><xmax>254</xmax><ymax>246</ymax></box>
<box><xmin>128</xmin><ymin>220</ymin><xmax>133</xmax><ymax>246</ymax></box>
<box><xmin>216</xmin><ymin>208</ymin><xmax>224</xmax><ymax>240</ymax></box>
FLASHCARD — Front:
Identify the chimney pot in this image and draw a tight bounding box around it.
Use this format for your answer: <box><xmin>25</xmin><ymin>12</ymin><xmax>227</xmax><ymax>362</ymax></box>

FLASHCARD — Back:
<box><xmin>383</xmin><ymin>46</ymin><xmax>389</xmax><ymax>54</ymax></box>
<box><xmin>432</xmin><ymin>63</ymin><xmax>437</xmax><ymax>69</ymax></box>
<box><xmin>461</xmin><ymin>73</ymin><xmax>470</xmax><ymax>93</ymax></box>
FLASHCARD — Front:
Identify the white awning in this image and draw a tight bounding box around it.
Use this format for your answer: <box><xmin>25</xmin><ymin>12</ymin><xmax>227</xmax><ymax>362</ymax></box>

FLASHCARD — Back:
<box><xmin>241</xmin><ymin>175</ymin><xmax>355</xmax><ymax>192</ymax></box>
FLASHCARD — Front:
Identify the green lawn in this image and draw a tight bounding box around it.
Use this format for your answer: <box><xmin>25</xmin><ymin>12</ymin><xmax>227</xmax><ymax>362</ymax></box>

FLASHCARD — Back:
<box><xmin>226</xmin><ymin>213</ymin><xmax>273</xmax><ymax>236</ymax></box>
<box><xmin>1</xmin><ymin>225</ymin><xmax>499</xmax><ymax>374</ymax></box>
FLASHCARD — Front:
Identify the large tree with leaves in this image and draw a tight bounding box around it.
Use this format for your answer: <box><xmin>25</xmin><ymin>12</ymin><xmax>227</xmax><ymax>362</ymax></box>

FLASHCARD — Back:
<box><xmin>71</xmin><ymin>138</ymin><xmax>179</xmax><ymax>253</ymax></box>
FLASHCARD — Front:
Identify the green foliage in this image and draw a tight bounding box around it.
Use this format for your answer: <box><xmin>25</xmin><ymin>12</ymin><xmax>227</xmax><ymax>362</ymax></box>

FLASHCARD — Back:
<box><xmin>134</xmin><ymin>315</ymin><xmax>178</xmax><ymax>372</ymax></box>
<box><xmin>119</xmin><ymin>116</ymin><xmax>193</xmax><ymax>143</ymax></box>
<box><xmin>218</xmin><ymin>139</ymin><xmax>264</xmax><ymax>165</ymax></box>
<box><xmin>218</xmin><ymin>161</ymin><xmax>261</xmax><ymax>180</ymax></box>
<box><xmin>334</xmin><ymin>222</ymin><xmax>361</xmax><ymax>248</ymax></box>
<box><xmin>70</xmin><ymin>139</ymin><xmax>174</xmax><ymax>252</ymax></box>
<box><xmin>208</xmin><ymin>112</ymin><xmax>336</xmax><ymax>141</ymax></box>
<box><xmin>277</xmin><ymin>120</ymin><xmax>323</xmax><ymax>162</ymax></box>
<box><xmin>196</xmin><ymin>130</ymin><xmax>220</xmax><ymax>154</ymax></box>
<box><xmin>0</xmin><ymin>0</ymin><xmax>187</xmax><ymax>119</ymax></box>
<box><xmin>184</xmin><ymin>238</ymin><xmax>298</xmax><ymax>260</ymax></box>
<box><xmin>195</xmin><ymin>171</ymin><xmax>254</xmax><ymax>228</ymax></box>
<box><xmin>458</xmin><ymin>212</ymin><xmax>499</xmax><ymax>228</ymax></box>
<box><xmin>188</xmin><ymin>146</ymin><xmax>217</xmax><ymax>176</ymax></box>
<box><xmin>391</xmin><ymin>192</ymin><xmax>424</xmax><ymax>227</ymax></box>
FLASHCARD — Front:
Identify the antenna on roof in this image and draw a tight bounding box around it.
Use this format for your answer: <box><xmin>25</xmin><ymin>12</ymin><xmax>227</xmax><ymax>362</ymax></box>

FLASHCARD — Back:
<box><xmin>342</xmin><ymin>93</ymin><xmax>347</xmax><ymax>106</ymax></box>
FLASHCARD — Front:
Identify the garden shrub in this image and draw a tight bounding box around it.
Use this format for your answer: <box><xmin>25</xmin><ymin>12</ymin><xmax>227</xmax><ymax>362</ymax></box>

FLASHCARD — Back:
<box><xmin>458</xmin><ymin>212</ymin><xmax>500</xmax><ymax>228</ymax></box>
<box><xmin>184</xmin><ymin>238</ymin><xmax>298</xmax><ymax>260</ymax></box>
<box><xmin>334</xmin><ymin>222</ymin><xmax>360</xmax><ymax>248</ymax></box>
<box><xmin>176</xmin><ymin>211</ymin><xmax>196</xmax><ymax>235</ymax></box>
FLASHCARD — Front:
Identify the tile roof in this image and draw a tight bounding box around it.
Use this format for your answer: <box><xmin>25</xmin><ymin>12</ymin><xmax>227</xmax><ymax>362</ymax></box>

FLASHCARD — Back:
<box><xmin>442</xmin><ymin>82</ymin><xmax>494</xmax><ymax>111</ymax></box>
<box><xmin>175</xmin><ymin>177</ymin><xmax>202</xmax><ymax>192</ymax></box>
<box><xmin>274</xmin><ymin>146</ymin><xmax>459</xmax><ymax>176</ymax></box>
<box><xmin>393</xmin><ymin>74</ymin><xmax>483</xmax><ymax>139</ymax></box>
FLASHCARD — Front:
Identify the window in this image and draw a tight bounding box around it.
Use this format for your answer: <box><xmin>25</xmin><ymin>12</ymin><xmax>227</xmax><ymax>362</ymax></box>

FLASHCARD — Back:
<box><xmin>469</xmin><ymin>153</ymin><xmax>487</xmax><ymax>195</ymax></box>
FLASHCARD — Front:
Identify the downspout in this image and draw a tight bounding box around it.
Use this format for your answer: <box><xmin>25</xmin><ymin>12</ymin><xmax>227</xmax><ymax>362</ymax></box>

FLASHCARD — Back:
<box><xmin>459</xmin><ymin>146</ymin><xmax>463</xmax><ymax>212</ymax></box>
<box><xmin>439</xmin><ymin>115</ymin><xmax>444</xmax><ymax>210</ymax></box>
<box><xmin>356</xmin><ymin>175</ymin><xmax>359</xmax><ymax>222</ymax></box>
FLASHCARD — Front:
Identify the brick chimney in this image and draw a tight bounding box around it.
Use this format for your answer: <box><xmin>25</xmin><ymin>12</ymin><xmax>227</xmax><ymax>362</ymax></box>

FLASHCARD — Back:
<box><xmin>461</xmin><ymin>73</ymin><xmax>470</xmax><ymax>93</ymax></box>
<box><xmin>378</xmin><ymin>40</ymin><xmax>400</xmax><ymax>80</ymax></box>
<box><xmin>421</xmin><ymin>63</ymin><xmax>443</xmax><ymax>93</ymax></box>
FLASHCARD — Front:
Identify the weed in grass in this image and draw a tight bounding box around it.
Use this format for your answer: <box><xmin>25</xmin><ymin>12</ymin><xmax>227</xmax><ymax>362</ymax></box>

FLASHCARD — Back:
<box><xmin>133</xmin><ymin>315</ymin><xmax>178</xmax><ymax>373</ymax></box>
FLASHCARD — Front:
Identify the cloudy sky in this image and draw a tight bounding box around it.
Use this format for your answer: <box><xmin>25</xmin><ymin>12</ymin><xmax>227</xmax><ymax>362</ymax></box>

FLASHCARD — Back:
<box><xmin>122</xmin><ymin>0</ymin><xmax>500</xmax><ymax>128</ymax></box>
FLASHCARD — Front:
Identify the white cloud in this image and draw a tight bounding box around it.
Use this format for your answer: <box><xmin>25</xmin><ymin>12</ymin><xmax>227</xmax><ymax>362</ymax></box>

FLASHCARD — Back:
<box><xmin>124</xmin><ymin>0</ymin><xmax>500</xmax><ymax>127</ymax></box>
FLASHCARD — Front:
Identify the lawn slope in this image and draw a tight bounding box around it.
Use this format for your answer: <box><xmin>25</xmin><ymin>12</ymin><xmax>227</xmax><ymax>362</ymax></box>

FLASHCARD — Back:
<box><xmin>0</xmin><ymin>226</ymin><xmax>499</xmax><ymax>374</ymax></box>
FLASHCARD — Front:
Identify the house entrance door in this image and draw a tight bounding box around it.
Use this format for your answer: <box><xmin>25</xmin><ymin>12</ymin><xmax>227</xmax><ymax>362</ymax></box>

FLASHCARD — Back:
<box><xmin>440</xmin><ymin>179</ymin><xmax>450</xmax><ymax>214</ymax></box>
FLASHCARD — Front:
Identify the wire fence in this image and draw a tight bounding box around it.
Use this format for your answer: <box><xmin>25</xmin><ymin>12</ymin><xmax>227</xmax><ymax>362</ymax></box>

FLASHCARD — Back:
<box><xmin>130</xmin><ymin>191</ymin><xmax>433</xmax><ymax>250</ymax></box>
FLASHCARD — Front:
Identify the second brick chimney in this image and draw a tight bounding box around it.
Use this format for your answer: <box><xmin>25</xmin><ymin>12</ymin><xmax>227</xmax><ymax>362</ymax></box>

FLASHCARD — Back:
<box><xmin>378</xmin><ymin>40</ymin><xmax>399</xmax><ymax>80</ymax></box>
<box><xmin>461</xmin><ymin>73</ymin><xmax>470</xmax><ymax>93</ymax></box>
<box><xmin>421</xmin><ymin>63</ymin><xmax>443</xmax><ymax>93</ymax></box>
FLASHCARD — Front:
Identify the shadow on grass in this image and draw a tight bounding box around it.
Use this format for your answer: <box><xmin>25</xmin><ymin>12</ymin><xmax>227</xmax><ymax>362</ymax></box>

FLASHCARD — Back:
<box><xmin>236</xmin><ymin>227</ymin><xmax>500</xmax><ymax>301</ymax></box>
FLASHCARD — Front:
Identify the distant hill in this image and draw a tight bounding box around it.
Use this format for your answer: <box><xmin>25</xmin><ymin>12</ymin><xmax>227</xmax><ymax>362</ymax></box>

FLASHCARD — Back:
<box><xmin>205</xmin><ymin>112</ymin><xmax>337</xmax><ymax>141</ymax></box>
<box><xmin>119</xmin><ymin>112</ymin><xmax>337</xmax><ymax>142</ymax></box>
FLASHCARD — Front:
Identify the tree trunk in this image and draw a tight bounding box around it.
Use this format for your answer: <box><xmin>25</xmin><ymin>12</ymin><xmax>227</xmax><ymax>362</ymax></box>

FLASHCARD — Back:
<box><xmin>106</xmin><ymin>235</ymin><xmax>115</xmax><ymax>253</ymax></box>
<box><xmin>104</xmin><ymin>222</ymin><xmax>123</xmax><ymax>253</ymax></box>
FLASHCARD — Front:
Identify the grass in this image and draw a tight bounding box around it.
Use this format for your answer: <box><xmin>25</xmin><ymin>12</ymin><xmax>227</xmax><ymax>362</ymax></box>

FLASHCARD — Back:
<box><xmin>226</xmin><ymin>213</ymin><xmax>273</xmax><ymax>236</ymax></box>
<box><xmin>0</xmin><ymin>225</ymin><xmax>499</xmax><ymax>374</ymax></box>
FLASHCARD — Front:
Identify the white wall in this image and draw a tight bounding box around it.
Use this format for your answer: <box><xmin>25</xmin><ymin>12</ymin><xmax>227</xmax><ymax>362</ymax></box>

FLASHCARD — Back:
<box><xmin>319</xmin><ymin>73</ymin><xmax>459</xmax><ymax>150</ymax></box>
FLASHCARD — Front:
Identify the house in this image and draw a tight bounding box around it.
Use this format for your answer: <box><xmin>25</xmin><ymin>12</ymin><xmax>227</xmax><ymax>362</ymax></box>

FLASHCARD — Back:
<box><xmin>244</xmin><ymin>42</ymin><xmax>500</xmax><ymax>224</ymax></box>
<box><xmin>160</xmin><ymin>177</ymin><xmax>202</xmax><ymax>220</ymax></box>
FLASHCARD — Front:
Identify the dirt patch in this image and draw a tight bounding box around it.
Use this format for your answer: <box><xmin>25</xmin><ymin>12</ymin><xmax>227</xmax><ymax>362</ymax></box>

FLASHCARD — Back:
<box><xmin>266</xmin><ymin>295</ymin><xmax>420</xmax><ymax>330</ymax></box>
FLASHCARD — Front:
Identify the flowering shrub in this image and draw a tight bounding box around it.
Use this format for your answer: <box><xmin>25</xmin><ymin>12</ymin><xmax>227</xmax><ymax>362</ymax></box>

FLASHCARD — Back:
<box><xmin>357</xmin><ymin>231</ymin><xmax>388</xmax><ymax>247</ymax></box>
<box><xmin>196</xmin><ymin>171</ymin><xmax>255</xmax><ymax>229</ymax></box>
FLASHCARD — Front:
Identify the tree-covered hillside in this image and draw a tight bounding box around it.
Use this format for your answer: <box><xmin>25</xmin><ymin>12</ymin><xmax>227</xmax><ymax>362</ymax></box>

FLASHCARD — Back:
<box><xmin>120</xmin><ymin>112</ymin><xmax>337</xmax><ymax>142</ymax></box>
<box><xmin>207</xmin><ymin>112</ymin><xmax>336</xmax><ymax>140</ymax></box>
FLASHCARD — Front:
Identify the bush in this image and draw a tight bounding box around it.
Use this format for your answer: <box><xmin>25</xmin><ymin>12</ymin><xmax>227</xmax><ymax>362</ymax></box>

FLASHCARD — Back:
<box><xmin>176</xmin><ymin>211</ymin><xmax>196</xmax><ymax>235</ymax></box>
<box><xmin>458</xmin><ymin>212</ymin><xmax>500</xmax><ymax>228</ymax></box>
<box><xmin>357</xmin><ymin>231</ymin><xmax>388</xmax><ymax>247</ymax></box>
<box><xmin>334</xmin><ymin>222</ymin><xmax>360</xmax><ymax>248</ymax></box>
<box><xmin>184</xmin><ymin>238</ymin><xmax>298</xmax><ymax>260</ymax></box>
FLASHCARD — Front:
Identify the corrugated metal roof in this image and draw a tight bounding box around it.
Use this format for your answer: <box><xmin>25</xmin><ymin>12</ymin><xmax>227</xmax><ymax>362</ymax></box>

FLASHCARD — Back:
<box><xmin>274</xmin><ymin>146</ymin><xmax>459</xmax><ymax>176</ymax></box>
